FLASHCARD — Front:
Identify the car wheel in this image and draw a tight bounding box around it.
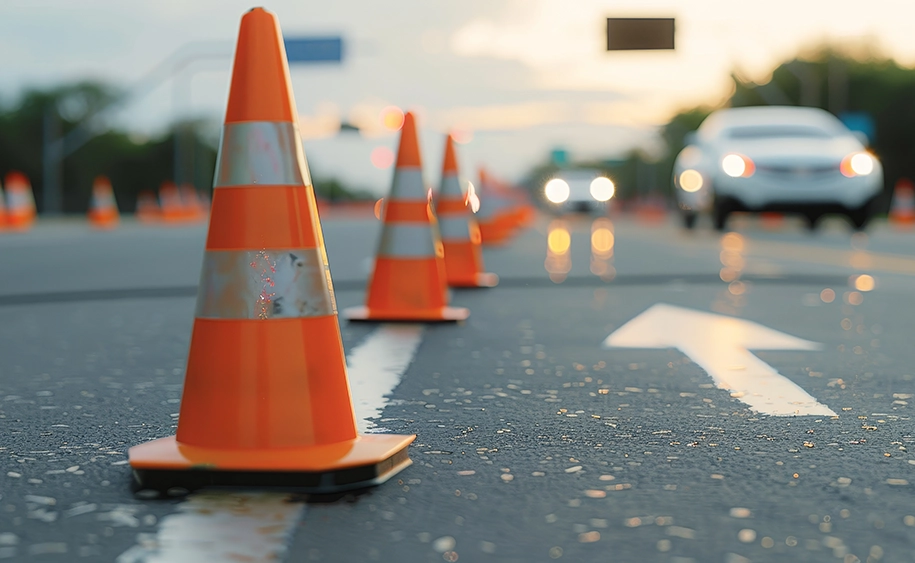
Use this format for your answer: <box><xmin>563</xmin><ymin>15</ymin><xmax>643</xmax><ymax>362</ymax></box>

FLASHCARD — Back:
<box><xmin>803</xmin><ymin>211</ymin><xmax>822</xmax><ymax>231</ymax></box>
<box><xmin>682</xmin><ymin>212</ymin><xmax>697</xmax><ymax>230</ymax></box>
<box><xmin>847</xmin><ymin>198</ymin><xmax>876</xmax><ymax>231</ymax></box>
<box><xmin>713</xmin><ymin>199</ymin><xmax>730</xmax><ymax>231</ymax></box>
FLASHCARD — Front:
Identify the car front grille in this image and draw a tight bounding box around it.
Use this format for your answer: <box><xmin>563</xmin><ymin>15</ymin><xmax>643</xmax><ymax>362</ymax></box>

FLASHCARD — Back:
<box><xmin>755</xmin><ymin>164</ymin><xmax>838</xmax><ymax>179</ymax></box>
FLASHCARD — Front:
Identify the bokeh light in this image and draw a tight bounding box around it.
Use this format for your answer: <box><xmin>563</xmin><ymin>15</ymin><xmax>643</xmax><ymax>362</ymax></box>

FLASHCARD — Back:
<box><xmin>380</xmin><ymin>106</ymin><xmax>405</xmax><ymax>131</ymax></box>
<box><xmin>853</xmin><ymin>274</ymin><xmax>875</xmax><ymax>292</ymax></box>
<box><xmin>370</xmin><ymin>146</ymin><xmax>395</xmax><ymax>169</ymax></box>
<box><xmin>679</xmin><ymin>169</ymin><xmax>703</xmax><ymax>192</ymax></box>
<box><xmin>466</xmin><ymin>181</ymin><xmax>480</xmax><ymax>213</ymax></box>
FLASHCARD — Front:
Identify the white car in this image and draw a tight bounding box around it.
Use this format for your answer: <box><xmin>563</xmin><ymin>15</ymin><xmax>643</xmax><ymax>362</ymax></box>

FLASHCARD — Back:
<box><xmin>543</xmin><ymin>169</ymin><xmax>615</xmax><ymax>214</ymax></box>
<box><xmin>673</xmin><ymin>106</ymin><xmax>883</xmax><ymax>230</ymax></box>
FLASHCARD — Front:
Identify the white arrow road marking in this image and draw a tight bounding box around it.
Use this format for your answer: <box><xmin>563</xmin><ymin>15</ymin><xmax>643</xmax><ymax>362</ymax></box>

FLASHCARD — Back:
<box><xmin>118</xmin><ymin>324</ymin><xmax>424</xmax><ymax>562</ymax></box>
<box><xmin>603</xmin><ymin>303</ymin><xmax>836</xmax><ymax>417</ymax></box>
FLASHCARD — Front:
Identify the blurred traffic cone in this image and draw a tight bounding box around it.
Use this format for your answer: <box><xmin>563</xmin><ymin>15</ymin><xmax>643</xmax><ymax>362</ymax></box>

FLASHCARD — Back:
<box><xmin>129</xmin><ymin>7</ymin><xmax>415</xmax><ymax>493</ymax></box>
<box><xmin>5</xmin><ymin>171</ymin><xmax>36</xmax><ymax>231</ymax></box>
<box><xmin>889</xmin><ymin>178</ymin><xmax>915</xmax><ymax>226</ymax></box>
<box><xmin>345</xmin><ymin>113</ymin><xmax>469</xmax><ymax>321</ymax></box>
<box><xmin>476</xmin><ymin>168</ymin><xmax>516</xmax><ymax>245</ymax></box>
<box><xmin>135</xmin><ymin>190</ymin><xmax>160</xmax><ymax>223</ymax></box>
<box><xmin>179</xmin><ymin>184</ymin><xmax>206</xmax><ymax>222</ymax></box>
<box><xmin>87</xmin><ymin>176</ymin><xmax>120</xmax><ymax>229</ymax></box>
<box><xmin>0</xmin><ymin>179</ymin><xmax>7</xmax><ymax>231</ymax></box>
<box><xmin>435</xmin><ymin>134</ymin><xmax>497</xmax><ymax>288</ymax></box>
<box><xmin>159</xmin><ymin>181</ymin><xmax>184</xmax><ymax>223</ymax></box>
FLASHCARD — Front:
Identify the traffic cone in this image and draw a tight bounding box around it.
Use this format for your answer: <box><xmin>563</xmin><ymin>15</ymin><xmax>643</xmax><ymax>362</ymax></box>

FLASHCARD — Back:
<box><xmin>87</xmin><ymin>176</ymin><xmax>120</xmax><ymax>229</ymax></box>
<box><xmin>889</xmin><ymin>178</ymin><xmax>915</xmax><ymax>226</ymax></box>
<box><xmin>136</xmin><ymin>190</ymin><xmax>160</xmax><ymax>223</ymax></box>
<box><xmin>476</xmin><ymin>168</ymin><xmax>516</xmax><ymax>246</ymax></box>
<box><xmin>179</xmin><ymin>184</ymin><xmax>206</xmax><ymax>222</ymax></box>
<box><xmin>159</xmin><ymin>181</ymin><xmax>184</xmax><ymax>223</ymax></box>
<box><xmin>435</xmin><ymin>134</ymin><xmax>497</xmax><ymax>288</ymax></box>
<box><xmin>0</xmin><ymin>179</ymin><xmax>7</xmax><ymax>231</ymax></box>
<box><xmin>128</xmin><ymin>7</ymin><xmax>415</xmax><ymax>493</ymax></box>
<box><xmin>5</xmin><ymin>171</ymin><xmax>36</xmax><ymax>231</ymax></box>
<box><xmin>344</xmin><ymin>113</ymin><xmax>469</xmax><ymax>321</ymax></box>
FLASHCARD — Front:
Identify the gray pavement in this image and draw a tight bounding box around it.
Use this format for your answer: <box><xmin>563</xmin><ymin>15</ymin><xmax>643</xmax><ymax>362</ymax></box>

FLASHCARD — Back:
<box><xmin>2</xmin><ymin>212</ymin><xmax>915</xmax><ymax>562</ymax></box>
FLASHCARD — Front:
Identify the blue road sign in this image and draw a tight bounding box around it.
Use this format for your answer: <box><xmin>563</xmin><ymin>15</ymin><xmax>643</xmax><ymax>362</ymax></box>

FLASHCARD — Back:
<box><xmin>284</xmin><ymin>37</ymin><xmax>343</xmax><ymax>64</ymax></box>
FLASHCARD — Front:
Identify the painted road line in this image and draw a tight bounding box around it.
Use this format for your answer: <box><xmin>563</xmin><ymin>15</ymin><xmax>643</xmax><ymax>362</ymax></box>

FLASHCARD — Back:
<box><xmin>116</xmin><ymin>492</ymin><xmax>303</xmax><ymax>563</ymax></box>
<box><xmin>604</xmin><ymin>303</ymin><xmax>837</xmax><ymax>417</ymax></box>
<box><xmin>347</xmin><ymin>324</ymin><xmax>424</xmax><ymax>432</ymax></box>
<box><xmin>118</xmin><ymin>324</ymin><xmax>424</xmax><ymax>562</ymax></box>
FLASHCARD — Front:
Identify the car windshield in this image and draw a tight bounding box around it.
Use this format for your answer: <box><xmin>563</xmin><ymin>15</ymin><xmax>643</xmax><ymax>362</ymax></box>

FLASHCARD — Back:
<box><xmin>726</xmin><ymin>125</ymin><xmax>834</xmax><ymax>139</ymax></box>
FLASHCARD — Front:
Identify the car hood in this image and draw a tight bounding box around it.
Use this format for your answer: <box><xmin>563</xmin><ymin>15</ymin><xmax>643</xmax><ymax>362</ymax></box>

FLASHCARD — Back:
<box><xmin>713</xmin><ymin>137</ymin><xmax>862</xmax><ymax>167</ymax></box>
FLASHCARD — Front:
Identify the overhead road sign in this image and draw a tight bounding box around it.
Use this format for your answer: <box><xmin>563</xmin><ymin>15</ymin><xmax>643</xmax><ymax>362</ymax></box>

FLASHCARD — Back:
<box><xmin>284</xmin><ymin>36</ymin><xmax>343</xmax><ymax>63</ymax></box>
<box><xmin>607</xmin><ymin>18</ymin><xmax>675</xmax><ymax>51</ymax></box>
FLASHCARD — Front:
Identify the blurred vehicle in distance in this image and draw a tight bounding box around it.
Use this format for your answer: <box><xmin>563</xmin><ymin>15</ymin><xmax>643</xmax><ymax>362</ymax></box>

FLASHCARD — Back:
<box><xmin>543</xmin><ymin>168</ymin><xmax>615</xmax><ymax>214</ymax></box>
<box><xmin>672</xmin><ymin>106</ymin><xmax>883</xmax><ymax>231</ymax></box>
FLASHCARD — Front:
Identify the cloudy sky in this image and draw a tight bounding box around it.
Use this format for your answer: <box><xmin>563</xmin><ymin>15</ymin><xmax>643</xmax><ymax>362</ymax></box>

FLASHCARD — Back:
<box><xmin>3</xmin><ymin>0</ymin><xmax>915</xmax><ymax>194</ymax></box>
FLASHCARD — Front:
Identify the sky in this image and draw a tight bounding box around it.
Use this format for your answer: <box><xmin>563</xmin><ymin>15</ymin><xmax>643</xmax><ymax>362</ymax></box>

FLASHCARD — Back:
<box><xmin>3</xmin><ymin>0</ymin><xmax>915</xmax><ymax>195</ymax></box>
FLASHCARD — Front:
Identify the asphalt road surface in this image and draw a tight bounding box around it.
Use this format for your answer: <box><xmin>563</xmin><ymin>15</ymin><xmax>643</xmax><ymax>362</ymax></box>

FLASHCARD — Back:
<box><xmin>3</xmin><ymin>210</ymin><xmax>915</xmax><ymax>562</ymax></box>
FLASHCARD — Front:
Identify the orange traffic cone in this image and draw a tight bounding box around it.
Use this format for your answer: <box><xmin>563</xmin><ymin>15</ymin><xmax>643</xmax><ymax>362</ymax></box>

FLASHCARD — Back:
<box><xmin>435</xmin><ymin>135</ymin><xmax>498</xmax><ymax>288</ymax></box>
<box><xmin>179</xmin><ymin>184</ymin><xmax>206</xmax><ymax>222</ymax></box>
<box><xmin>344</xmin><ymin>113</ymin><xmax>469</xmax><ymax>322</ymax></box>
<box><xmin>5</xmin><ymin>171</ymin><xmax>36</xmax><ymax>231</ymax></box>
<box><xmin>0</xmin><ymin>179</ymin><xmax>7</xmax><ymax>231</ymax></box>
<box><xmin>128</xmin><ymin>7</ymin><xmax>415</xmax><ymax>493</ymax></box>
<box><xmin>136</xmin><ymin>190</ymin><xmax>160</xmax><ymax>223</ymax></box>
<box><xmin>475</xmin><ymin>168</ymin><xmax>520</xmax><ymax>245</ymax></box>
<box><xmin>88</xmin><ymin>176</ymin><xmax>120</xmax><ymax>229</ymax></box>
<box><xmin>159</xmin><ymin>182</ymin><xmax>184</xmax><ymax>223</ymax></box>
<box><xmin>889</xmin><ymin>178</ymin><xmax>915</xmax><ymax>225</ymax></box>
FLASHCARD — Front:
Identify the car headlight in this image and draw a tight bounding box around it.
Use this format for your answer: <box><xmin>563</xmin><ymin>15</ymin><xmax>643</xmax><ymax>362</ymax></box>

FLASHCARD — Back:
<box><xmin>544</xmin><ymin>179</ymin><xmax>570</xmax><ymax>203</ymax></box>
<box><xmin>840</xmin><ymin>152</ymin><xmax>875</xmax><ymax>177</ymax></box>
<box><xmin>678</xmin><ymin>169</ymin><xmax>703</xmax><ymax>192</ymax></box>
<box><xmin>589</xmin><ymin>177</ymin><xmax>615</xmax><ymax>202</ymax></box>
<box><xmin>721</xmin><ymin>153</ymin><xmax>755</xmax><ymax>178</ymax></box>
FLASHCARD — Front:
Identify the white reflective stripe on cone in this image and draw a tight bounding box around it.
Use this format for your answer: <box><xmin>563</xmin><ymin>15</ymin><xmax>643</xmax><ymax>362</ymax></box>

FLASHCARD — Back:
<box><xmin>377</xmin><ymin>224</ymin><xmax>438</xmax><ymax>258</ymax></box>
<box><xmin>196</xmin><ymin>247</ymin><xmax>336</xmax><ymax>319</ymax></box>
<box><xmin>439</xmin><ymin>174</ymin><xmax>463</xmax><ymax>199</ymax></box>
<box><xmin>214</xmin><ymin>121</ymin><xmax>313</xmax><ymax>188</ymax></box>
<box><xmin>438</xmin><ymin>216</ymin><xmax>471</xmax><ymax>241</ymax></box>
<box><xmin>8</xmin><ymin>191</ymin><xmax>31</xmax><ymax>208</ymax></box>
<box><xmin>389</xmin><ymin>168</ymin><xmax>427</xmax><ymax>202</ymax></box>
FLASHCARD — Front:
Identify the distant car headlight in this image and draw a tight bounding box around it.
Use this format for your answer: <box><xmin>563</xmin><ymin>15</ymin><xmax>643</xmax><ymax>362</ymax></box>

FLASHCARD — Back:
<box><xmin>722</xmin><ymin>153</ymin><xmax>755</xmax><ymax>178</ymax></box>
<box><xmin>678</xmin><ymin>169</ymin><xmax>703</xmax><ymax>192</ymax></box>
<box><xmin>840</xmin><ymin>152</ymin><xmax>875</xmax><ymax>177</ymax></box>
<box><xmin>544</xmin><ymin>179</ymin><xmax>570</xmax><ymax>203</ymax></box>
<box><xmin>589</xmin><ymin>177</ymin><xmax>615</xmax><ymax>202</ymax></box>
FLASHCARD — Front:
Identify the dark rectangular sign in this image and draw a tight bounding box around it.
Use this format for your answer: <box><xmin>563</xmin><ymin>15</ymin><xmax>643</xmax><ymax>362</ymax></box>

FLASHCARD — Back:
<box><xmin>284</xmin><ymin>37</ymin><xmax>344</xmax><ymax>63</ymax></box>
<box><xmin>606</xmin><ymin>18</ymin><xmax>675</xmax><ymax>51</ymax></box>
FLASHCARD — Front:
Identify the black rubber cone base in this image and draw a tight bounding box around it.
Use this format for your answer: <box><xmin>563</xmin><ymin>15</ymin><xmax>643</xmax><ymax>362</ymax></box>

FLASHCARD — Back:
<box><xmin>132</xmin><ymin>447</ymin><xmax>411</xmax><ymax>495</ymax></box>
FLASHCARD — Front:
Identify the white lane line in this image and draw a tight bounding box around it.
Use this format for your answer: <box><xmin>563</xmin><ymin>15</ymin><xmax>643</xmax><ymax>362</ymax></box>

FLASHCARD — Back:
<box><xmin>604</xmin><ymin>303</ymin><xmax>836</xmax><ymax>417</ymax></box>
<box><xmin>118</xmin><ymin>324</ymin><xmax>424</xmax><ymax>562</ymax></box>
<box><xmin>347</xmin><ymin>324</ymin><xmax>424</xmax><ymax>432</ymax></box>
<box><xmin>116</xmin><ymin>492</ymin><xmax>303</xmax><ymax>563</ymax></box>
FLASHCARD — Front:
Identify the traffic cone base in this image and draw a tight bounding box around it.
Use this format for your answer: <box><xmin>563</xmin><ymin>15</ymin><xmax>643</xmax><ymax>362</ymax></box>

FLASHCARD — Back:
<box><xmin>345</xmin><ymin>257</ymin><xmax>470</xmax><ymax>321</ymax></box>
<box><xmin>442</xmin><ymin>242</ymin><xmax>498</xmax><ymax>287</ymax></box>
<box><xmin>129</xmin><ymin>434</ymin><xmax>414</xmax><ymax>493</ymax></box>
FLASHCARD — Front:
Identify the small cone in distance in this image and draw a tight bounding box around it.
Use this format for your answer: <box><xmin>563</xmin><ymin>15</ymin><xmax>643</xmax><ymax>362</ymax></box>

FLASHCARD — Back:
<box><xmin>5</xmin><ymin>171</ymin><xmax>36</xmax><ymax>231</ymax></box>
<box><xmin>435</xmin><ymin>134</ymin><xmax>497</xmax><ymax>288</ymax></box>
<box><xmin>344</xmin><ymin>112</ymin><xmax>469</xmax><ymax>321</ymax></box>
<box><xmin>128</xmin><ymin>7</ymin><xmax>415</xmax><ymax>494</ymax></box>
<box><xmin>136</xmin><ymin>191</ymin><xmax>160</xmax><ymax>223</ymax></box>
<box><xmin>0</xmin><ymin>180</ymin><xmax>7</xmax><ymax>231</ymax></box>
<box><xmin>88</xmin><ymin>176</ymin><xmax>120</xmax><ymax>229</ymax></box>
<box><xmin>889</xmin><ymin>178</ymin><xmax>915</xmax><ymax>225</ymax></box>
<box><xmin>159</xmin><ymin>182</ymin><xmax>184</xmax><ymax>223</ymax></box>
<box><xmin>475</xmin><ymin>168</ymin><xmax>516</xmax><ymax>246</ymax></box>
